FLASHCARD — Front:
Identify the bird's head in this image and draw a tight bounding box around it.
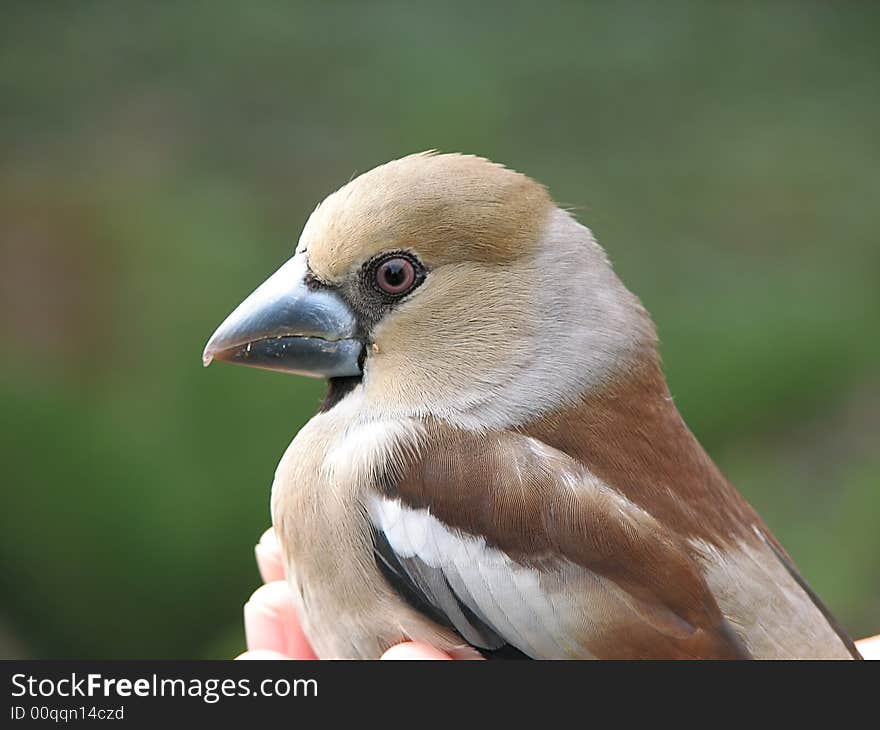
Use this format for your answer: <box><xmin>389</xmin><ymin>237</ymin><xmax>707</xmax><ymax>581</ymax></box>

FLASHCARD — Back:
<box><xmin>203</xmin><ymin>152</ymin><xmax>656</xmax><ymax>428</ymax></box>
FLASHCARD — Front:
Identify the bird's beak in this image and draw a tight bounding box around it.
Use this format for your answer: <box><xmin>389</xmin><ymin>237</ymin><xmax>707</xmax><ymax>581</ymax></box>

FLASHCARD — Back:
<box><xmin>202</xmin><ymin>253</ymin><xmax>362</xmax><ymax>378</ymax></box>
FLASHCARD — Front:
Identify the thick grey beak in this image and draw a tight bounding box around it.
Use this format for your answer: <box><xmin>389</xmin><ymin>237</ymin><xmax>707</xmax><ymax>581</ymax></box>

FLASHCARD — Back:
<box><xmin>202</xmin><ymin>254</ymin><xmax>362</xmax><ymax>378</ymax></box>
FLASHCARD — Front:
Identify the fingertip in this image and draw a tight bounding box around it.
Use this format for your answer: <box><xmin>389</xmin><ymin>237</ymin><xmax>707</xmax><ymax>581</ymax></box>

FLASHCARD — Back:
<box><xmin>255</xmin><ymin>529</ymin><xmax>285</xmax><ymax>584</ymax></box>
<box><xmin>235</xmin><ymin>649</ymin><xmax>291</xmax><ymax>660</ymax></box>
<box><xmin>259</xmin><ymin>527</ymin><xmax>279</xmax><ymax>551</ymax></box>
<box><xmin>856</xmin><ymin>634</ymin><xmax>880</xmax><ymax>660</ymax></box>
<box><xmin>243</xmin><ymin>581</ymin><xmax>317</xmax><ymax>660</ymax></box>
<box><xmin>381</xmin><ymin>642</ymin><xmax>453</xmax><ymax>660</ymax></box>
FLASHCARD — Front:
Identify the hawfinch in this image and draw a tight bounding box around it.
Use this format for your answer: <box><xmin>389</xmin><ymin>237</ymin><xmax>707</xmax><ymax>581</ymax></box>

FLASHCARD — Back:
<box><xmin>203</xmin><ymin>152</ymin><xmax>860</xmax><ymax>659</ymax></box>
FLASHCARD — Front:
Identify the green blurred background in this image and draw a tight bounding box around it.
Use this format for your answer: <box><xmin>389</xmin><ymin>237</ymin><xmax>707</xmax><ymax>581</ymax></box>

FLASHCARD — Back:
<box><xmin>1</xmin><ymin>1</ymin><xmax>878</xmax><ymax>658</ymax></box>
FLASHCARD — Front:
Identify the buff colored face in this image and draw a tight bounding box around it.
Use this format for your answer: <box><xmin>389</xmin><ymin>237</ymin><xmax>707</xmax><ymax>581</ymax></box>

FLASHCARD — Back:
<box><xmin>203</xmin><ymin>152</ymin><xmax>651</xmax><ymax>426</ymax></box>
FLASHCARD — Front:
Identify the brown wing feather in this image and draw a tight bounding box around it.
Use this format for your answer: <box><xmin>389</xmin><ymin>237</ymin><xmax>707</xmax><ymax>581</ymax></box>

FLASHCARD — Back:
<box><xmin>379</xmin><ymin>422</ymin><xmax>750</xmax><ymax>659</ymax></box>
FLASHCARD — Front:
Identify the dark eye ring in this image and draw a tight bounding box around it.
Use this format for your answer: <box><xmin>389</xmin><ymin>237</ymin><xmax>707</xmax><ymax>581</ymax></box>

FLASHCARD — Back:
<box><xmin>375</xmin><ymin>256</ymin><xmax>418</xmax><ymax>295</ymax></box>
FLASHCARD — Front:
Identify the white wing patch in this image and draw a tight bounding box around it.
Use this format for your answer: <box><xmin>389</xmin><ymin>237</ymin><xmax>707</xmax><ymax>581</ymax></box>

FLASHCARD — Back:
<box><xmin>368</xmin><ymin>495</ymin><xmax>599</xmax><ymax>658</ymax></box>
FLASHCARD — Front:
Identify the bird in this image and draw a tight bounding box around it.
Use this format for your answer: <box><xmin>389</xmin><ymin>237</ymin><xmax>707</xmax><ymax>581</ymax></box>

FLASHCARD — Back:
<box><xmin>202</xmin><ymin>152</ymin><xmax>861</xmax><ymax>659</ymax></box>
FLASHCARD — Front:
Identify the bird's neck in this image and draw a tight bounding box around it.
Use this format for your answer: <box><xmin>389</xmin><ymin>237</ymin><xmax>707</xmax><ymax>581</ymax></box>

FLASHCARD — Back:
<box><xmin>519</xmin><ymin>352</ymin><xmax>763</xmax><ymax>546</ymax></box>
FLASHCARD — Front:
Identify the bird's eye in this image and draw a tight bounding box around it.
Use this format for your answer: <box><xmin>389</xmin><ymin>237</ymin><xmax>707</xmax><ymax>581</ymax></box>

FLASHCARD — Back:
<box><xmin>375</xmin><ymin>257</ymin><xmax>417</xmax><ymax>295</ymax></box>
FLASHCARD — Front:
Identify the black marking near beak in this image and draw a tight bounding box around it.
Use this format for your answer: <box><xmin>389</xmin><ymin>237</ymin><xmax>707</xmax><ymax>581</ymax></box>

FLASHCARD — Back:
<box><xmin>202</xmin><ymin>254</ymin><xmax>363</xmax><ymax>378</ymax></box>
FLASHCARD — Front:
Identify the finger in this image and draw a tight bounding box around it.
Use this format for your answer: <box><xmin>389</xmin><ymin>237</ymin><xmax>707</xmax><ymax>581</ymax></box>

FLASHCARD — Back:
<box><xmin>856</xmin><ymin>634</ymin><xmax>880</xmax><ymax>660</ymax></box>
<box><xmin>244</xmin><ymin>580</ymin><xmax>317</xmax><ymax>659</ymax></box>
<box><xmin>380</xmin><ymin>642</ymin><xmax>453</xmax><ymax>660</ymax></box>
<box><xmin>255</xmin><ymin>528</ymin><xmax>285</xmax><ymax>584</ymax></box>
<box><xmin>235</xmin><ymin>650</ymin><xmax>290</xmax><ymax>660</ymax></box>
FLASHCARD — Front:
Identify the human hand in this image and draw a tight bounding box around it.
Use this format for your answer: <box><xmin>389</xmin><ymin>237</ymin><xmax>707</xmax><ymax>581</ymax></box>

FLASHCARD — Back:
<box><xmin>236</xmin><ymin>528</ymin><xmax>880</xmax><ymax>660</ymax></box>
<box><xmin>858</xmin><ymin>634</ymin><xmax>879</xmax><ymax>660</ymax></box>
<box><xmin>235</xmin><ymin>528</ymin><xmax>452</xmax><ymax>660</ymax></box>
